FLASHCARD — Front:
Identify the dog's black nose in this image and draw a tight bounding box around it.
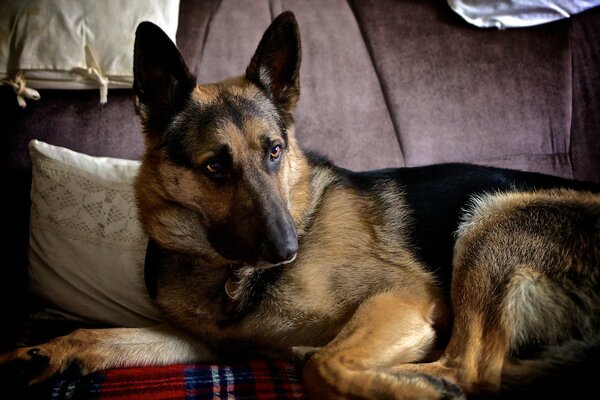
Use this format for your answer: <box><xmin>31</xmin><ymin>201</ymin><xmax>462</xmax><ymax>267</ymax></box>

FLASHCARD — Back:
<box><xmin>267</xmin><ymin>232</ymin><xmax>298</xmax><ymax>264</ymax></box>
<box><xmin>262</xmin><ymin>231</ymin><xmax>298</xmax><ymax>266</ymax></box>
<box><xmin>278</xmin><ymin>238</ymin><xmax>298</xmax><ymax>265</ymax></box>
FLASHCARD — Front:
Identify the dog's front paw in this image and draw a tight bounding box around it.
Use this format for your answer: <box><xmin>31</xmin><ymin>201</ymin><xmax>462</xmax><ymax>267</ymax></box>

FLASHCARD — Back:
<box><xmin>0</xmin><ymin>332</ymin><xmax>99</xmax><ymax>386</ymax></box>
<box><xmin>0</xmin><ymin>346</ymin><xmax>52</xmax><ymax>386</ymax></box>
<box><xmin>0</xmin><ymin>345</ymin><xmax>66</xmax><ymax>386</ymax></box>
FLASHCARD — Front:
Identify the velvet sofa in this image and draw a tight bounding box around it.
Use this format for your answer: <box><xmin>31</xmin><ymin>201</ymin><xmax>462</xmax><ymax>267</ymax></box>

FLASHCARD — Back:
<box><xmin>2</xmin><ymin>0</ymin><xmax>600</xmax><ymax>398</ymax></box>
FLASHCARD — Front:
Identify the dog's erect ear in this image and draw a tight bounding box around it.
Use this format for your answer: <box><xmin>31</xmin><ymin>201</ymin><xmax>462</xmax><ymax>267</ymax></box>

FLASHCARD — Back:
<box><xmin>133</xmin><ymin>22</ymin><xmax>196</xmax><ymax>136</ymax></box>
<box><xmin>246</xmin><ymin>11</ymin><xmax>301</xmax><ymax>114</ymax></box>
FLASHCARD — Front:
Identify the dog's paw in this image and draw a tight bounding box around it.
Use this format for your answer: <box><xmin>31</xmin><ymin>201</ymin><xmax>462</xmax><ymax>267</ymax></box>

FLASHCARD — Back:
<box><xmin>1</xmin><ymin>346</ymin><xmax>56</xmax><ymax>384</ymax></box>
<box><xmin>304</xmin><ymin>354</ymin><xmax>466</xmax><ymax>400</ymax></box>
<box><xmin>403</xmin><ymin>373</ymin><xmax>466</xmax><ymax>400</ymax></box>
<box><xmin>0</xmin><ymin>347</ymin><xmax>51</xmax><ymax>388</ymax></box>
<box><xmin>0</xmin><ymin>332</ymin><xmax>99</xmax><ymax>386</ymax></box>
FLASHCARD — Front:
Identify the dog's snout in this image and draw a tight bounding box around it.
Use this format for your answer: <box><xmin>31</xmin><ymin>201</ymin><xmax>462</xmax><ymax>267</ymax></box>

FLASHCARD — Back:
<box><xmin>277</xmin><ymin>234</ymin><xmax>299</xmax><ymax>264</ymax></box>
<box><xmin>262</xmin><ymin>226</ymin><xmax>298</xmax><ymax>265</ymax></box>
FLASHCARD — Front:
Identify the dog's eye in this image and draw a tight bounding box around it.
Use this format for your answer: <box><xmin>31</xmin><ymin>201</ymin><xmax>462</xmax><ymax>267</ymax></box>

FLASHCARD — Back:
<box><xmin>270</xmin><ymin>144</ymin><xmax>282</xmax><ymax>161</ymax></box>
<box><xmin>205</xmin><ymin>160</ymin><xmax>222</xmax><ymax>174</ymax></box>
<box><xmin>201</xmin><ymin>157</ymin><xmax>231</xmax><ymax>181</ymax></box>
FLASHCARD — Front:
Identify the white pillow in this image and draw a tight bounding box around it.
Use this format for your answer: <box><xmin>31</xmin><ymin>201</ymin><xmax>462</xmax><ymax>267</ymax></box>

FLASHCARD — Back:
<box><xmin>1</xmin><ymin>0</ymin><xmax>180</xmax><ymax>105</ymax></box>
<box><xmin>28</xmin><ymin>139</ymin><xmax>162</xmax><ymax>327</ymax></box>
<box><xmin>448</xmin><ymin>0</ymin><xmax>600</xmax><ymax>28</ymax></box>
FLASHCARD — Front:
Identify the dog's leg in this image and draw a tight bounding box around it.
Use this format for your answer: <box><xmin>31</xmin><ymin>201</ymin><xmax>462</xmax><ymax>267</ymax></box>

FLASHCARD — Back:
<box><xmin>388</xmin><ymin>192</ymin><xmax>600</xmax><ymax>398</ymax></box>
<box><xmin>386</xmin><ymin>259</ymin><xmax>512</xmax><ymax>395</ymax></box>
<box><xmin>302</xmin><ymin>291</ymin><xmax>461</xmax><ymax>400</ymax></box>
<box><xmin>0</xmin><ymin>325</ymin><xmax>215</xmax><ymax>384</ymax></box>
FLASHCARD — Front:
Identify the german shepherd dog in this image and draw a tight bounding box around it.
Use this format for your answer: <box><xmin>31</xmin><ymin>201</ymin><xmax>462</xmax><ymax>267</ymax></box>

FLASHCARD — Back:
<box><xmin>2</xmin><ymin>12</ymin><xmax>600</xmax><ymax>399</ymax></box>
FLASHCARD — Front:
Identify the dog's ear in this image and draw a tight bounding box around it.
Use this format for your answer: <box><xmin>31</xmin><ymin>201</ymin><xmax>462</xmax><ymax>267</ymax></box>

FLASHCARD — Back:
<box><xmin>246</xmin><ymin>11</ymin><xmax>301</xmax><ymax>115</ymax></box>
<box><xmin>133</xmin><ymin>22</ymin><xmax>196</xmax><ymax>136</ymax></box>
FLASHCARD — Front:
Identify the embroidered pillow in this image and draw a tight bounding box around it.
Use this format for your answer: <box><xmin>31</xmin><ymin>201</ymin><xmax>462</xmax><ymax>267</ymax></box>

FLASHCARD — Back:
<box><xmin>28</xmin><ymin>139</ymin><xmax>161</xmax><ymax>327</ymax></box>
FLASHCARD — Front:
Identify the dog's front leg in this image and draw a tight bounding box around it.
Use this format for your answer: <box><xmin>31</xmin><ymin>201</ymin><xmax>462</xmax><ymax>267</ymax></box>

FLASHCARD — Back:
<box><xmin>0</xmin><ymin>325</ymin><xmax>215</xmax><ymax>385</ymax></box>
<box><xmin>302</xmin><ymin>291</ymin><xmax>462</xmax><ymax>400</ymax></box>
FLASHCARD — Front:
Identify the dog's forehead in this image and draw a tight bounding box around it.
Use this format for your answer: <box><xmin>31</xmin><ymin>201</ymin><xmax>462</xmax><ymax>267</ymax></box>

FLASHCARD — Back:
<box><xmin>189</xmin><ymin>82</ymin><xmax>283</xmax><ymax>142</ymax></box>
<box><xmin>163</xmin><ymin>80</ymin><xmax>286</xmax><ymax>167</ymax></box>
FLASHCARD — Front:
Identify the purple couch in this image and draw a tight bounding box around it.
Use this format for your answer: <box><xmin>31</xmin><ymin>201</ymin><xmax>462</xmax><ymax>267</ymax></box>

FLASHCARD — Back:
<box><xmin>2</xmin><ymin>0</ymin><xmax>600</xmax><ymax>394</ymax></box>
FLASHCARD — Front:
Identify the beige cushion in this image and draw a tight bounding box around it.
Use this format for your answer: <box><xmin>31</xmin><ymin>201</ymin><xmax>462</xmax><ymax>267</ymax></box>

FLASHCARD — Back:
<box><xmin>28</xmin><ymin>139</ymin><xmax>161</xmax><ymax>327</ymax></box>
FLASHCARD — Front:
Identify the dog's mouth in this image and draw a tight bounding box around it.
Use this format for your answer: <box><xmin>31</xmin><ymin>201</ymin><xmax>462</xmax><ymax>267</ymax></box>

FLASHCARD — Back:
<box><xmin>281</xmin><ymin>252</ymin><xmax>297</xmax><ymax>265</ymax></box>
<box><xmin>244</xmin><ymin>251</ymin><xmax>298</xmax><ymax>269</ymax></box>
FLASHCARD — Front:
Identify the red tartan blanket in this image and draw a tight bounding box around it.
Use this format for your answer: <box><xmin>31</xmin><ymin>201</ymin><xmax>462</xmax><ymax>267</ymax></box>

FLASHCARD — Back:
<box><xmin>49</xmin><ymin>361</ymin><xmax>305</xmax><ymax>400</ymax></box>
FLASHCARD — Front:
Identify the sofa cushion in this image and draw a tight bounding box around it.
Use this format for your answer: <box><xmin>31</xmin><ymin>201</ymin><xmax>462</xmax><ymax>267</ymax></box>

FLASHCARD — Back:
<box><xmin>350</xmin><ymin>0</ymin><xmax>574</xmax><ymax>179</ymax></box>
<box><xmin>570</xmin><ymin>5</ymin><xmax>600</xmax><ymax>183</ymax></box>
<box><xmin>28</xmin><ymin>140</ymin><xmax>161</xmax><ymax>327</ymax></box>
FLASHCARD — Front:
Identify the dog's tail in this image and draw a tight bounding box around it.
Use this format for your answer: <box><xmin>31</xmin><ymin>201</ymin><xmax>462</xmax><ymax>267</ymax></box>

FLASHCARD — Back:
<box><xmin>499</xmin><ymin>336</ymin><xmax>600</xmax><ymax>399</ymax></box>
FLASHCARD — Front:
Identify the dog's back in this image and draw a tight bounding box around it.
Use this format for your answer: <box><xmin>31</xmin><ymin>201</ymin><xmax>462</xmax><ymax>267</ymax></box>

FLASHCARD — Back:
<box><xmin>329</xmin><ymin>160</ymin><xmax>600</xmax><ymax>288</ymax></box>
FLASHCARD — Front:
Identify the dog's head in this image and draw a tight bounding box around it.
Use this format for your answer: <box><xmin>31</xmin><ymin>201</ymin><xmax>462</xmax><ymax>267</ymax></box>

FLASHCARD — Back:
<box><xmin>133</xmin><ymin>12</ymin><xmax>307</xmax><ymax>268</ymax></box>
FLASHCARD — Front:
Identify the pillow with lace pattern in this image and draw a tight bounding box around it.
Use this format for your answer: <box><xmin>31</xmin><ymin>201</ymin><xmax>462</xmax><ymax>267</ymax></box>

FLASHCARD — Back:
<box><xmin>28</xmin><ymin>139</ymin><xmax>162</xmax><ymax>327</ymax></box>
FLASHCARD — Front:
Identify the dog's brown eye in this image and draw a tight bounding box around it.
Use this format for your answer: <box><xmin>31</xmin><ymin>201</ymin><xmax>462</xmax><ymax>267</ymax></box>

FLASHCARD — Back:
<box><xmin>270</xmin><ymin>144</ymin><xmax>282</xmax><ymax>161</ymax></box>
<box><xmin>205</xmin><ymin>160</ymin><xmax>222</xmax><ymax>174</ymax></box>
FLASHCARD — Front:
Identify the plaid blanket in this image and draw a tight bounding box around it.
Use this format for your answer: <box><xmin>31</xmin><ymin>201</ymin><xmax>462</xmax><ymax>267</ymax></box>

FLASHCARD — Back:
<box><xmin>48</xmin><ymin>361</ymin><xmax>305</xmax><ymax>400</ymax></box>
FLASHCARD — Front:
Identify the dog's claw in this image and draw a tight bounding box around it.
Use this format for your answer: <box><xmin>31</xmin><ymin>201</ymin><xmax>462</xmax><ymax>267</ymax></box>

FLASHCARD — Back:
<box><xmin>25</xmin><ymin>352</ymin><xmax>51</xmax><ymax>377</ymax></box>
<box><xmin>418</xmin><ymin>374</ymin><xmax>466</xmax><ymax>400</ymax></box>
<box><xmin>26</xmin><ymin>348</ymin><xmax>40</xmax><ymax>357</ymax></box>
<box><xmin>0</xmin><ymin>343</ymin><xmax>85</xmax><ymax>387</ymax></box>
<box><xmin>0</xmin><ymin>349</ymin><xmax>47</xmax><ymax>396</ymax></box>
<box><xmin>0</xmin><ymin>347</ymin><xmax>51</xmax><ymax>384</ymax></box>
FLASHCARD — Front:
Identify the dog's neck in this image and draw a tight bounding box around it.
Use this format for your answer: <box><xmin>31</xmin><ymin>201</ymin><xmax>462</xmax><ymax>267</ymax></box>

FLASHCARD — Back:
<box><xmin>292</xmin><ymin>157</ymin><xmax>339</xmax><ymax>237</ymax></box>
<box><xmin>220</xmin><ymin>263</ymin><xmax>286</xmax><ymax>320</ymax></box>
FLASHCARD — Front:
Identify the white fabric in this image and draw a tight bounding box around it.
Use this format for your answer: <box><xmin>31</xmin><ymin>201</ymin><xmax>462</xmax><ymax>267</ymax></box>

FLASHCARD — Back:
<box><xmin>448</xmin><ymin>0</ymin><xmax>600</xmax><ymax>28</ymax></box>
<box><xmin>0</xmin><ymin>72</ymin><xmax>40</xmax><ymax>108</ymax></box>
<box><xmin>28</xmin><ymin>139</ymin><xmax>162</xmax><ymax>327</ymax></box>
<box><xmin>0</xmin><ymin>0</ymin><xmax>180</xmax><ymax>103</ymax></box>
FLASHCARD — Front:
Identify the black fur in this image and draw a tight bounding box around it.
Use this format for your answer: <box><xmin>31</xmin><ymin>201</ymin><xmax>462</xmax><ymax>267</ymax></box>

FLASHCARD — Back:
<box><xmin>133</xmin><ymin>21</ymin><xmax>196</xmax><ymax>137</ymax></box>
<box><xmin>339</xmin><ymin>163</ymin><xmax>600</xmax><ymax>291</ymax></box>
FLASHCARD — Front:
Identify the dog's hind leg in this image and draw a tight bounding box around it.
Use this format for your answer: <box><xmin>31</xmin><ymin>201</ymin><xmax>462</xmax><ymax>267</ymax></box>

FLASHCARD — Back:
<box><xmin>302</xmin><ymin>290</ymin><xmax>459</xmax><ymax>399</ymax></box>
<box><xmin>390</xmin><ymin>191</ymin><xmax>600</xmax><ymax>398</ymax></box>
<box><xmin>0</xmin><ymin>325</ymin><xmax>215</xmax><ymax>385</ymax></box>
